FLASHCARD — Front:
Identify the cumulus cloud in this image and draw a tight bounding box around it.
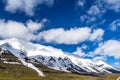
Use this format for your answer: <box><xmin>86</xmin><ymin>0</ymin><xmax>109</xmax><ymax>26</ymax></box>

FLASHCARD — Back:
<box><xmin>89</xmin><ymin>29</ymin><xmax>104</xmax><ymax>41</ymax></box>
<box><xmin>109</xmin><ymin>19</ymin><xmax>120</xmax><ymax>31</ymax></box>
<box><xmin>94</xmin><ymin>40</ymin><xmax>120</xmax><ymax>59</ymax></box>
<box><xmin>26</xmin><ymin>20</ymin><xmax>42</xmax><ymax>33</ymax></box>
<box><xmin>26</xmin><ymin>19</ymin><xmax>47</xmax><ymax>33</ymax></box>
<box><xmin>38</xmin><ymin>27</ymin><xmax>91</xmax><ymax>44</ymax></box>
<box><xmin>4</xmin><ymin>0</ymin><xmax>54</xmax><ymax>16</ymax></box>
<box><xmin>0</xmin><ymin>19</ymin><xmax>45</xmax><ymax>41</ymax></box>
<box><xmin>0</xmin><ymin>19</ymin><xmax>104</xmax><ymax>45</ymax></box>
<box><xmin>38</xmin><ymin>27</ymin><xmax>104</xmax><ymax>44</ymax></box>
<box><xmin>72</xmin><ymin>47</ymin><xmax>85</xmax><ymax>57</ymax></box>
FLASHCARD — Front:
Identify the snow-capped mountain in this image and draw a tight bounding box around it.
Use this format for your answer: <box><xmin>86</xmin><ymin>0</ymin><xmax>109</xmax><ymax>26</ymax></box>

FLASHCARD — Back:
<box><xmin>0</xmin><ymin>38</ymin><xmax>120</xmax><ymax>75</ymax></box>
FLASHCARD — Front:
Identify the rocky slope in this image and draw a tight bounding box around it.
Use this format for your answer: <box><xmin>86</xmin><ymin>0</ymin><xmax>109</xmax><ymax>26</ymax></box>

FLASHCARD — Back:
<box><xmin>0</xmin><ymin>38</ymin><xmax>120</xmax><ymax>76</ymax></box>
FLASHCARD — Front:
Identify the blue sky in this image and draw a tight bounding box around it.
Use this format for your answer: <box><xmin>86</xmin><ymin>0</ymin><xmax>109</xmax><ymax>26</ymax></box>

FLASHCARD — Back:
<box><xmin>0</xmin><ymin>0</ymin><xmax>120</xmax><ymax>68</ymax></box>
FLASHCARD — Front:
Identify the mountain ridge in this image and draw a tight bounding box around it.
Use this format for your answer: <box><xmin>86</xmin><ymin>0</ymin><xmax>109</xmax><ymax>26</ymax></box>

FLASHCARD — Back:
<box><xmin>0</xmin><ymin>38</ymin><xmax>120</xmax><ymax>76</ymax></box>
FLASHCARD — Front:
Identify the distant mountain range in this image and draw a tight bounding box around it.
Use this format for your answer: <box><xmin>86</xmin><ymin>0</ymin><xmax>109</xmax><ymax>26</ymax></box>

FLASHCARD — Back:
<box><xmin>0</xmin><ymin>38</ymin><xmax>120</xmax><ymax>77</ymax></box>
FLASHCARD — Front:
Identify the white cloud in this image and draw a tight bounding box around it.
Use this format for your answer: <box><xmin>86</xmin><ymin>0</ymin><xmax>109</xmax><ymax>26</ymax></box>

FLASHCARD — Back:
<box><xmin>5</xmin><ymin>0</ymin><xmax>54</xmax><ymax>16</ymax></box>
<box><xmin>115</xmin><ymin>62</ymin><xmax>119</xmax><ymax>65</ymax></box>
<box><xmin>73</xmin><ymin>47</ymin><xmax>85</xmax><ymax>57</ymax></box>
<box><xmin>114</xmin><ymin>62</ymin><xmax>120</xmax><ymax>68</ymax></box>
<box><xmin>79</xmin><ymin>2</ymin><xmax>106</xmax><ymax>25</ymax></box>
<box><xmin>109</xmin><ymin>19</ymin><xmax>120</xmax><ymax>31</ymax></box>
<box><xmin>92</xmin><ymin>56</ymin><xmax>106</xmax><ymax>62</ymax></box>
<box><xmin>78</xmin><ymin>0</ymin><xmax>120</xmax><ymax>26</ymax></box>
<box><xmin>26</xmin><ymin>20</ymin><xmax>42</xmax><ymax>33</ymax></box>
<box><xmin>77</xmin><ymin>0</ymin><xmax>86</xmax><ymax>8</ymax></box>
<box><xmin>94</xmin><ymin>0</ymin><xmax>120</xmax><ymax>13</ymax></box>
<box><xmin>38</xmin><ymin>27</ymin><xmax>91</xmax><ymax>44</ymax></box>
<box><xmin>0</xmin><ymin>19</ymin><xmax>45</xmax><ymax>41</ymax></box>
<box><xmin>105</xmin><ymin>0</ymin><xmax>120</xmax><ymax>12</ymax></box>
<box><xmin>81</xmin><ymin>44</ymin><xmax>88</xmax><ymax>49</ymax></box>
<box><xmin>87</xmin><ymin>5</ymin><xmax>100</xmax><ymax>16</ymax></box>
<box><xmin>95</xmin><ymin>0</ymin><xmax>120</xmax><ymax>12</ymax></box>
<box><xmin>38</xmin><ymin>27</ymin><xmax>104</xmax><ymax>44</ymax></box>
<box><xmin>80</xmin><ymin>15</ymin><xmax>97</xmax><ymax>24</ymax></box>
<box><xmin>26</xmin><ymin>19</ymin><xmax>48</xmax><ymax>33</ymax></box>
<box><xmin>0</xmin><ymin>19</ymin><xmax>104</xmax><ymax>45</ymax></box>
<box><xmin>94</xmin><ymin>40</ymin><xmax>120</xmax><ymax>59</ymax></box>
<box><xmin>89</xmin><ymin>29</ymin><xmax>104</xmax><ymax>41</ymax></box>
<box><xmin>80</xmin><ymin>15</ymin><xmax>88</xmax><ymax>22</ymax></box>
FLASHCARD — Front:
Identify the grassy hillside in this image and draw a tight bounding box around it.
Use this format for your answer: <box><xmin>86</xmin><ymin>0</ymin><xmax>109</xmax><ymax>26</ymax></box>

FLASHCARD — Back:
<box><xmin>0</xmin><ymin>49</ymin><xmax>120</xmax><ymax>80</ymax></box>
<box><xmin>102</xmin><ymin>74</ymin><xmax>120</xmax><ymax>80</ymax></box>
<box><xmin>0</xmin><ymin>60</ymin><xmax>99</xmax><ymax>80</ymax></box>
<box><xmin>1</xmin><ymin>61</ymin><xmax>120</xmax><ymax>80</ymax></box>
<box><xmin>0</xmin><ymin>62</ymin><xmax>41</xmax><ymax>80</ymax></box>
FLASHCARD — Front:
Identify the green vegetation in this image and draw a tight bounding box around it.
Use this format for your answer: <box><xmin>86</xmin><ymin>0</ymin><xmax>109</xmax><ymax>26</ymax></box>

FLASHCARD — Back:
<box><xmin>34</xmin><ymin>62</ymin><xmax>99</xmax><ymax>80</ymax></box>
<box><xmin>0</xmin><ymin>51</ymin><xmax>120</xmax><ymax>80</ymax></box>
<box><xmin>102</xmin><ymin>74</ymin><xmax>120</xmax><ymax>80</ymax></box>
<box><xmin>1</xmin><ymin>61</ymin><xmax>120</xmax><ymax>80</ymax></box>
<box><xmin>0</xmin><ymin>62</ymin><xmax>41</xmax><ymax>80</ymax></box>
<box><xmin>0</xmin><ymin>61</ymin><xmax>99</xmax><ymax>80</ymax></box>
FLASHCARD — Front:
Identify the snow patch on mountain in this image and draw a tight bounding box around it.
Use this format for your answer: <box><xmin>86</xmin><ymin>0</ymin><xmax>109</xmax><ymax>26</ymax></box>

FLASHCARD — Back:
<box><xmin>95</xmin><ymin>60</ymin><xmax>113</xmax><ymax>69</ymax></box>
<box><xmin>0</xmin><ymin>38</ymin><xmax>119</xmax><ymax>74</ymax></box>
<box><xmin>3</xmin><ymin>61</ymin><xmax>21</xmax><ymax>64</ymax></box>
<box><xmin>0</xmin><ymin>40</ymin><xmax>45</xmax><ymax>77</ymax></box>
<box><xmin>20</xmin><ymin>58</ymin><xmax>45</xmax><ymax>77</ymax></box>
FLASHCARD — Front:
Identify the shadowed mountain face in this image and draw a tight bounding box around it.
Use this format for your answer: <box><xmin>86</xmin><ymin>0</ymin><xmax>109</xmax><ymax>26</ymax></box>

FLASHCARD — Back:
<box><xmin>0</xmin><ymin>48</ymin><xmax>20</xmax><ymax>62</ymax></box>
<box><xmin>0</xmin><ymin>38</ymin><xmax>120</xmax><ymax>77</ymax></box>
<box><xmin>0</xmin><ymin>47</ymin><xmax>99</xmax><ymax>80</ymax></box>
